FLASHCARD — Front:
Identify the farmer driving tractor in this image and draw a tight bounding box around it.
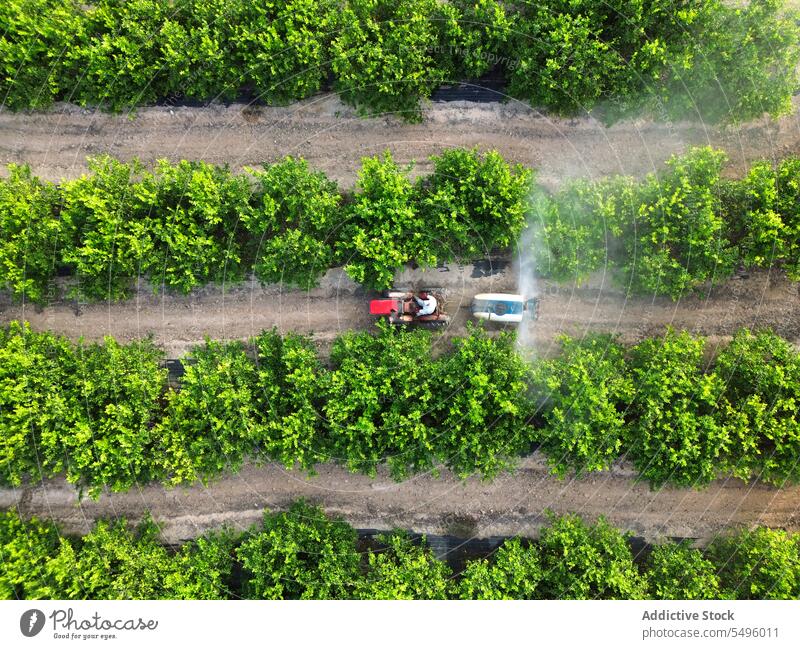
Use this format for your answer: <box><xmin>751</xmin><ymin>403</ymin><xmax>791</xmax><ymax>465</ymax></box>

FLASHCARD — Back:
<box><xmin>370</xmin><ymin>289</ymin><xmax>449</xmax><ymax>327</ymax></box>
<box><xmin>409</xmin><ymin>290</ymin><xmax>437</xmax><ymax>316</ymax></box>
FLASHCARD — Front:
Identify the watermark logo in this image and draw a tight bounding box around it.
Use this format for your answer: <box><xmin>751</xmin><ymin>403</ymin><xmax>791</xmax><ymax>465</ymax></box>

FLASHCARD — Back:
<box><xmin>20</xmin><ymin>609</ymin><xmax>46</xmax><ymax>637</ymax></box>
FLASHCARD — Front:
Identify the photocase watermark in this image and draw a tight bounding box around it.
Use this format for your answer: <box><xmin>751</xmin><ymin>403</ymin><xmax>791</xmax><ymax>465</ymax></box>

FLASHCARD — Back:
<box><xmin>18</xmin><ymin>608</ymin><xmax>158</xmax><ymax>641</ymax></box>
<box><xmin>20</xmin><ymin>609</ymin><xmax>45</xmax><ymax>637</ymax></box>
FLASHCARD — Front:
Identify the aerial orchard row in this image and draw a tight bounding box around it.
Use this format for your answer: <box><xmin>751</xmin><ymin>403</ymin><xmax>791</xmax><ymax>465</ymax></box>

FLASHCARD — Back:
<box><xmin>1</xmin><ymin>0</ymin><xmax>797</xmax><ymax>123</ymax></box>
<box><xmin>535</xmin><ymin>147</ymin><xmax>800</xmax><ymax>297</ymax></box>
<box><xmin>2</xmin><ymin>321</ymin><xmax>799</xmax><ymax>495</ymax></box>
<box><xmin>0</xmin><ymin>149</ymin><xmax>529</xmax><ymax>301</ymax></box>
<box><xmin>3</xmin><ymin>146</ymin><xmax>800</xmax><ymax>303</ymax></box>
<box><xmin>3</xmin><ymin>502</ymin><xmax>799</xmax><ymax>600</ymax></box>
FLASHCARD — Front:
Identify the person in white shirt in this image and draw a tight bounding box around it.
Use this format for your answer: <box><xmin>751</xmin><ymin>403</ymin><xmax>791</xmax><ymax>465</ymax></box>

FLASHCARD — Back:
<box><xmin>414</xmin><ymin>291</ymin><xmax>437</xmax><ymax>316</ymax></box>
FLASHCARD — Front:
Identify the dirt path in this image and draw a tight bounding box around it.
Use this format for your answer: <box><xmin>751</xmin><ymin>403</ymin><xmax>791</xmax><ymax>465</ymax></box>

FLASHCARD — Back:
<box><xmin>1</xmin><ymin>96</ymin><xmax>799</xmax><ymax>189</ymax></box>
<box><xmin>2</xmin><ymin>455</ymin><xmax>798</xmax><ymax>545</ymax></box>
<box><xmin>2</xmin><ymin>265</ymin><xmax>798</xmax><ymax>358</ymax></box>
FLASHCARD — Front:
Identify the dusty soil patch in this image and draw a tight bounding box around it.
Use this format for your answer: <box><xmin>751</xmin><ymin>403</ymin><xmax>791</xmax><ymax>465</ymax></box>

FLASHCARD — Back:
<box><xmin>1</xmin><ymin>96</ymin><xmax>798</xmax><ymax>190</ymax></box>
<box><xmin>2</xmin><ymin>456</ymin><xmax>798</xmax><ymax>545</ymax></box>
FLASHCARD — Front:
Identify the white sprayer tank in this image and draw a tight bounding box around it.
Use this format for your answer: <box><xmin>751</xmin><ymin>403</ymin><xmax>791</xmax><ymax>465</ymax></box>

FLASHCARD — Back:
<box><xmin>471</xmin><ymin>293</ymin><xmax>528</xmax><ymax>323</ymax></box>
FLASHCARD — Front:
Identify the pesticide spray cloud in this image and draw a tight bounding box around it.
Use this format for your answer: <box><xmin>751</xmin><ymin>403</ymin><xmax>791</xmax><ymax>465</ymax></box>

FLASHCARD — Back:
<box><xmin>515</xmin><ymin>188</ymin><xmax>550</xmax><ymax>354</ymax></box>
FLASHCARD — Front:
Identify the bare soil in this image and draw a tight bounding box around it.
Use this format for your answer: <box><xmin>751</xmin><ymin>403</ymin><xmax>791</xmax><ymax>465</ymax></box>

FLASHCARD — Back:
<box><xmin>2</xmin><ymin>265</ymin><xmax>798</xmax><ymax>358</ymax></box>
<box><xmin>2</xmin><ymin>456</ymin><xmax>798</xmax><ymax>545</ymax></box>
<box><xmin>2</xmin><ymin>97</ymin><xmax>800</xmax><ymax>541</ymax></box>
<box><xmin>1</xmin><ymin>95</ymin><xmax>799</xmax><ymax>189</ymax></box>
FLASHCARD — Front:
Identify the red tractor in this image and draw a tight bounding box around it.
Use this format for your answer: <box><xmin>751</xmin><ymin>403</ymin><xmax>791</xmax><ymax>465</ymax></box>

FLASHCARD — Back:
<box><xmin>369</xmin><ymin>289</ymin><xmax>450</xmax><ymax>328</ymax></box>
